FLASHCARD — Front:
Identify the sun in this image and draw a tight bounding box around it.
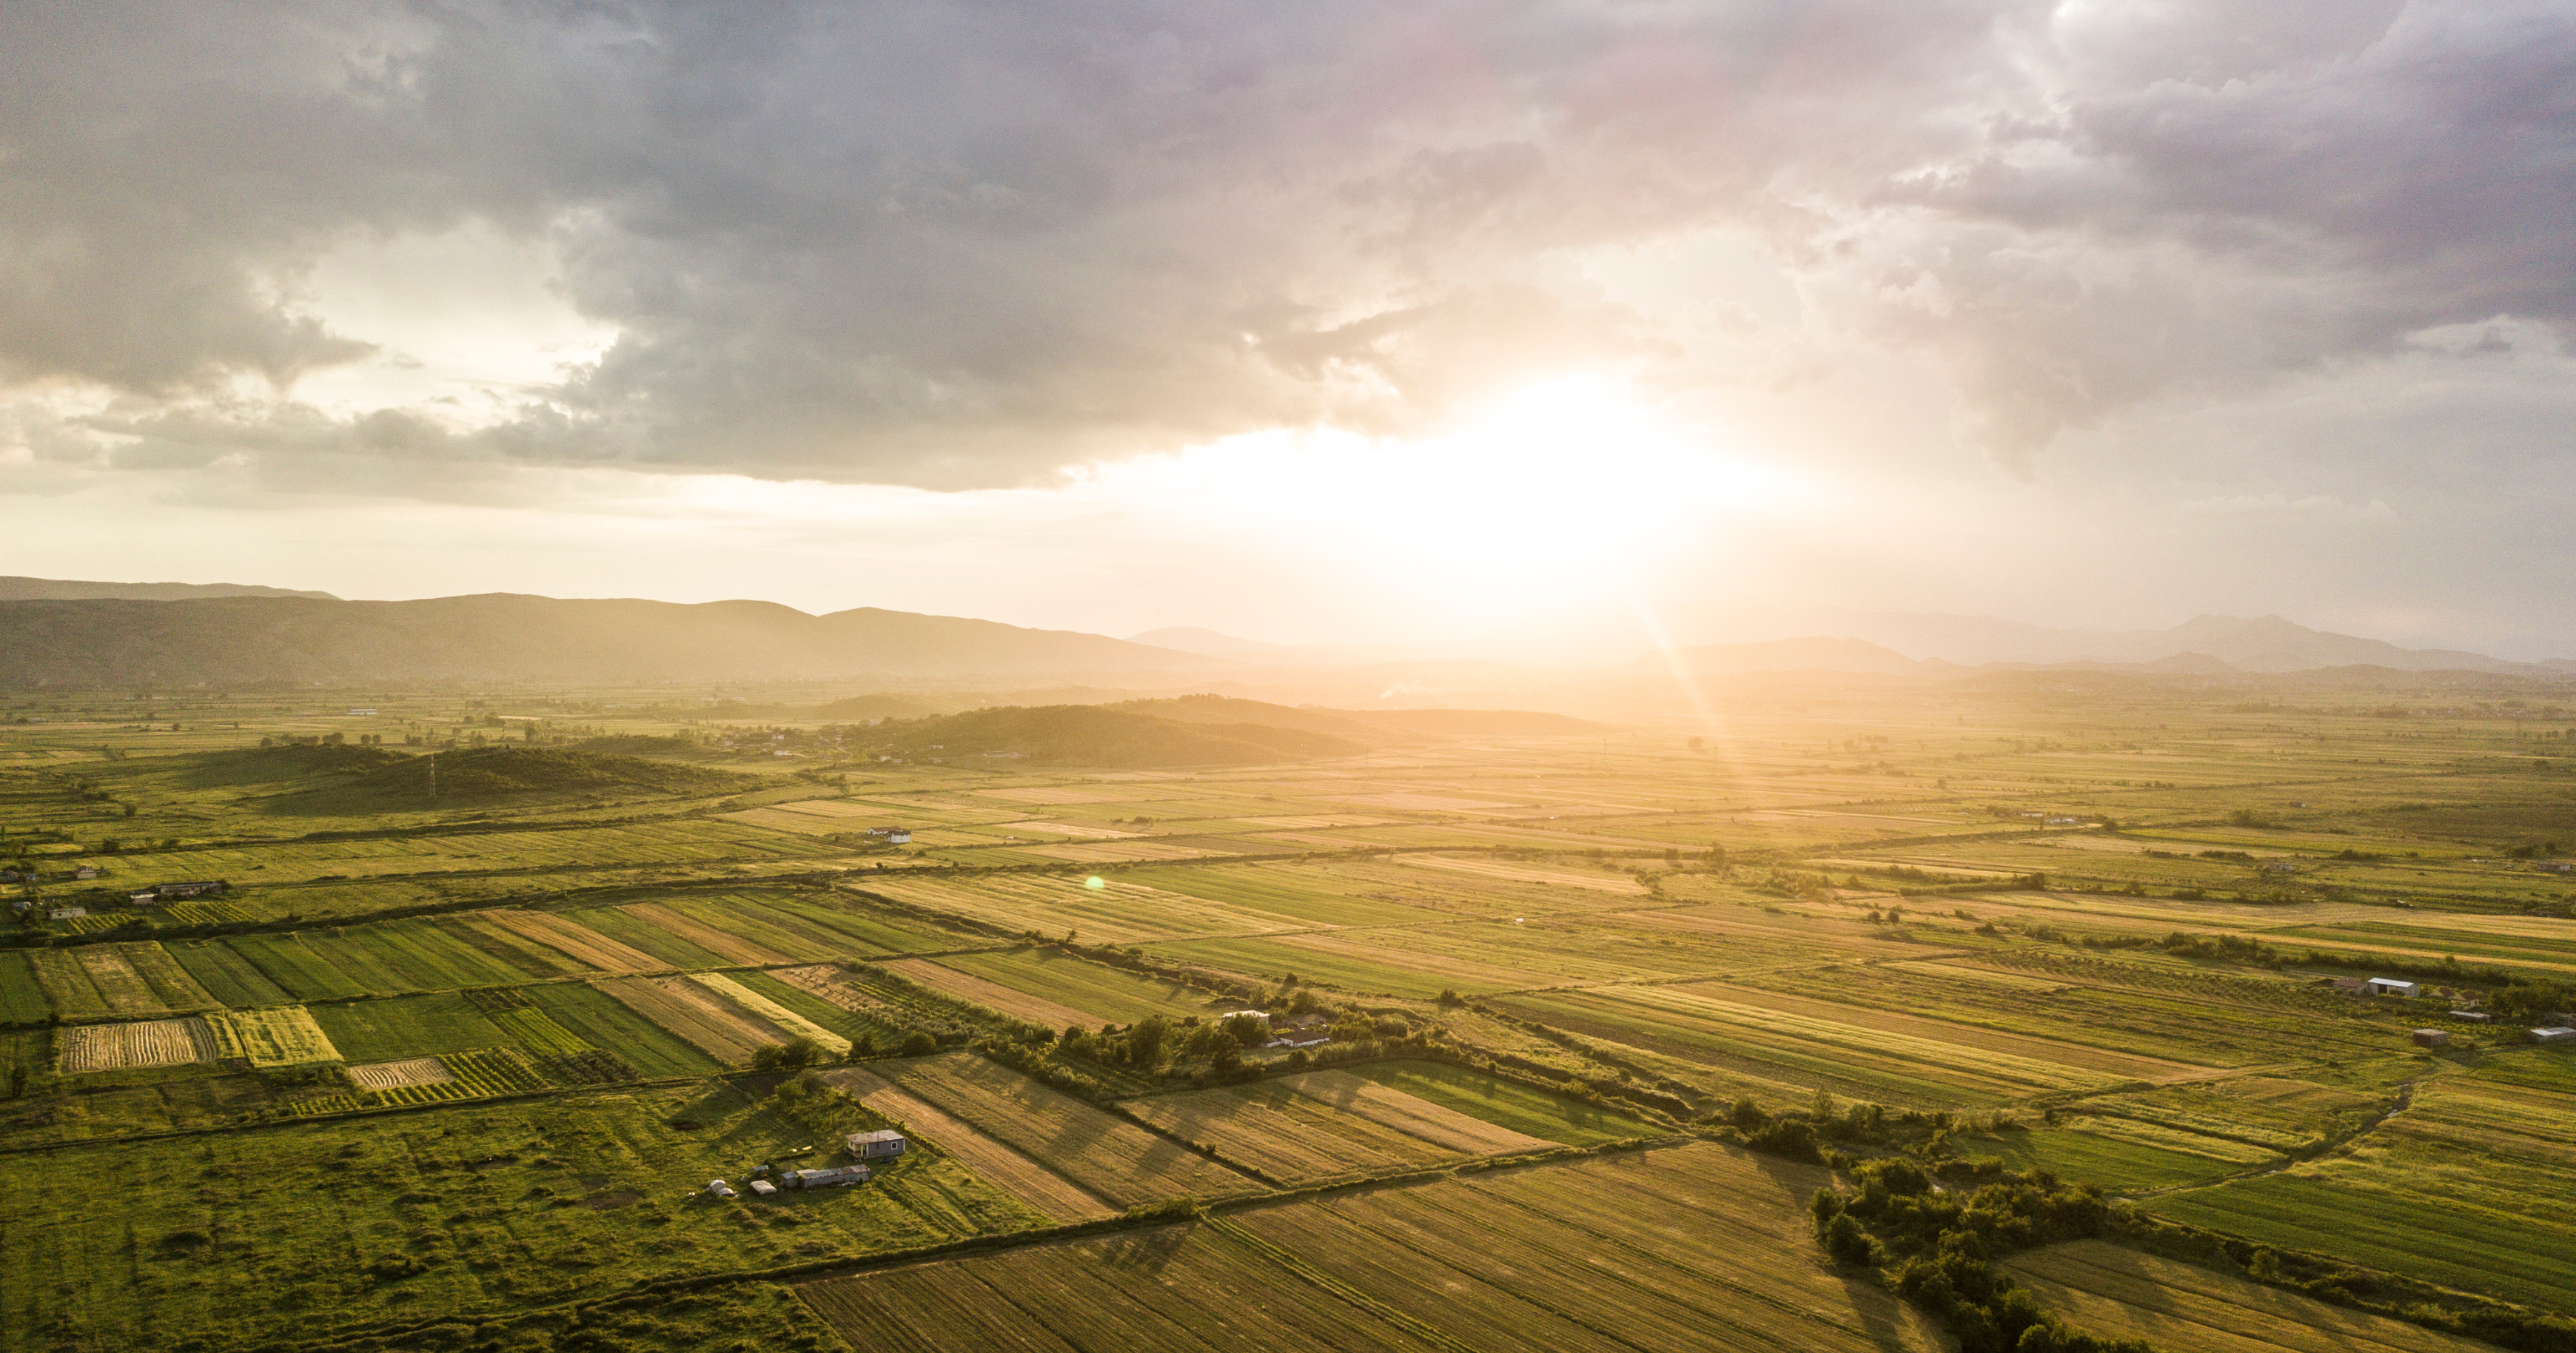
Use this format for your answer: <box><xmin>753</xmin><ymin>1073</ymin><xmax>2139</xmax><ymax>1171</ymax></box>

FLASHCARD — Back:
<box><xmin>1070</xmin><ymin>372</ymin><xmax>1799</xmax><ymax>622</ymax></box>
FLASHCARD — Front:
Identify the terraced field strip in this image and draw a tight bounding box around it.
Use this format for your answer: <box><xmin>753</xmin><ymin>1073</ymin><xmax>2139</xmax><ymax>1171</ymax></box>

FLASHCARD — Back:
<box><xmin>820</xmin><ymin>1067</ymin><xmax>1113</xmax><ymax>1223</ymax></box>
<box><xmin>1153</xmin><ymin>930</ymin><xmax>1560</xmax><ymax>1000</ymax></box>
<box><xmin>347</xmin><ymin>1056</ymin><xmax>457</xmax><ymax>1090</ymax></box>
<box><xmin>993</xmin><ymin>819</ymin><xmax>1136</xmax><ymax>839</ymax></box>
<box><xmin>1675</xmin><ymin>980</ymin><xmax>2218</xmax><ymax>1084</ymax></box>
<box><xmin>358</xmin><ymin>1048</ymin><xmax>551</xmax><ymax>1107</ymax></box>
<box><xmin>2002</xmin><ymin>1240</ymin><xmax>2496</xmax><ymax>1353</ymax></box>
<box><xmin>690</xmin><ymin>973</ymin><xmax>851</xmax><ymax>1054</ymax></box>
<box><xmin>799</xmin><ymin>1143</ymin><xmax>1943</xmax><ymax>1353</ymax></box>
<box><xmin>593</xmin><ymin>976</ymin><xmax>786</xmax><ymax>1064</ymax></box>
<box><xmin>483</xmin><ymin>909</ymin><xmax>663</xmax><ymax>972</ymax></box>
<box><xmin>202</xmin><ymin>1007</ymin><xmax>341</xmax><ymax>1066</ymax></box>
<box><xmin>862</xmin><ymin>873</ymin><xmax>1295</xmax><ymax>944</ymax></box>
<box><xmin>881</xmin><ymin>1052</ymin><xmax>1264</xmax><ymax>1209</ymax></box>
<box><xmin>26</xmin><ymin>948</ymin><xmax>112</xmax><ymax>1021</ymax></box>
<box><xmin>0</xmin><ymin>951</ymin><xmax>47</xmax><ymax>1024</ymax></box>
<box><xmin>1395</xmin><ymin>853</ymin><xmax>1647</xmax><ymax>894</ymax></box>
<box><xmin>1492</xmin><ymin>987</ymin><xmax>2040</xmax><ymax>1109</ymax></box>
<box><xmin>165</xmin><ymin>939</ymin><xmax>294</xmax><ymax>1007</ymax></box>
<box><xmin>1121</xmin><ymin>1081</ymin><xmax>1467</xmax><ymax>1184</ymax></box>
<box><xmin>72</xmin><ymin>947</ymin><xmax>175</xmax><ymax>1015</ymax></box>
<box><xmin>617</xmin><ymin>901</ymin><xmax>788</xmax><ymax>966</ymax></box>
<box><xmin>879</xmin><ymin>958</ymin><xmax>1096</xmax><ymax>1030</ymax></box>
<box><xmin>1275</xmin><ymin>1070</ymin><xmax>1556</xmax><ymax>1156</ymax></box>
<box><xmin>930</xmin><ymin>949</ymin><xmax>1218</xmax><ymax>1026</ymax></box>
<box><xmin>436</xmin><ymin>913</ymin><xmax>586</xmax><ymax>978</ymax></box>
<box><xmin>57</xmin><ymin>1017</ymin><xmax>216</xmax><ymax>1072</ymax></box>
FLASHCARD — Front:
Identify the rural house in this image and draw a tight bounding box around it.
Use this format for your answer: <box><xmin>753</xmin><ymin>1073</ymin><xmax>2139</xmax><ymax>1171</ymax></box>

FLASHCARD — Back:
<box><xmin>155</xmin><ymin>880</ymin><xmax>227</xmax><ymax>899</ymax></box>
<box><xmin>845</xmin><ymin>1129</ymin><xmax>907</xmax><ymax>1161</ymax></box>
<box><xmin>2364</xmin><ymin>978</ymin><xmax>2418</xmax><ymax>998</ymax></box>
<box><xmin>2533</xmin><ymin>1027</ymin><xmax>2576</xmax><ymax>1045</ymax></box>
<box><xmin>2412</xmin><ymin>1028</ymin><xmax>2450</xmax><ymax>1047</ymax></box>
<box><xmin>867</xmin><ymin>827</ymin><xmax>912</xmax><ymax>845</ymax></box>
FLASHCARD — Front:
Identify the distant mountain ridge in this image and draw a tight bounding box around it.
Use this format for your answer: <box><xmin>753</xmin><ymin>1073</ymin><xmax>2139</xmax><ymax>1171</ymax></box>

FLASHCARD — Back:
<box><xmin>0</xmin><ymin>594</ymin><xmax>1216</xmax><ymax>685</ymax></box>
<box><xmin>1816</xmin><ymin>611</ymin><xmax>2548</xmax><ymax>674</ymax></box>
<box><xmin>0</xmin><ymin>574</ymin><xmax>338</xmax><ymax>602</ymax></box>
<box><xmin>1650</xmin><ymin>614</ymin><xmax>2571</xmax><ymax>679</ymax></box>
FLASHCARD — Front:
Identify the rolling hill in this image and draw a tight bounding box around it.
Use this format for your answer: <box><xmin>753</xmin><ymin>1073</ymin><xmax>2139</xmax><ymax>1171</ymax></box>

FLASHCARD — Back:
<box><xmin>0</xmin><ymin>575</ymin><xmax>338</xmax><ymax>602</ymax></box>
<box><xmin>0</xmin><ymin>594</ymin><xmax>1218</xmax><ymax>685</ymax></box>
<box><xmin>868</xmin><ymin>704</ymin><xmax>1371</xmax><ymax>768</ymax></box>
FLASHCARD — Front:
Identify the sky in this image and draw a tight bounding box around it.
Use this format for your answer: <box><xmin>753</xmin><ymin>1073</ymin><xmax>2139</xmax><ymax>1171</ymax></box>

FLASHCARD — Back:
<box><xmin>2</xmin><ymin>1</ymin><xmax>2572</xmax><ymax>657</ymax></box>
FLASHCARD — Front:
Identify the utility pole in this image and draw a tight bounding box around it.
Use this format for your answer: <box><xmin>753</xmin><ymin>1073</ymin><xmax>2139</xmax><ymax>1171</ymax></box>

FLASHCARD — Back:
<box><xmin>428</xmin><ymin>754</ymin><xmax>436</xmax><ymax>805</ymax></box>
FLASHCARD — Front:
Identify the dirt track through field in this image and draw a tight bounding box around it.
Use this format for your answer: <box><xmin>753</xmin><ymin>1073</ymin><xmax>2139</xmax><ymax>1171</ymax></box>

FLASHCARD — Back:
<box><xmin>820</xmin><ymin>1067</ymin><xmax>1113</xmax><ymax>1223</ymax></box>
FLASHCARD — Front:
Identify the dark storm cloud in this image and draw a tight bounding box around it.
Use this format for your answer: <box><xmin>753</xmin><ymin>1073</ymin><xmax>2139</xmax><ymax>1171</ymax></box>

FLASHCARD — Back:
<box><xmin>0</xmin><ymin>0</ymin><xmax>2568</xmax><ymax>485</ymax></box>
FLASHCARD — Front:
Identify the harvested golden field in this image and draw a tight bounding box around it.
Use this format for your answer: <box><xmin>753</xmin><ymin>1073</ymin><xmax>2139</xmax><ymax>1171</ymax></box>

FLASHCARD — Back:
<box><xmin>820</xmin><ymin>1067</ymin><xmax>1113</xmax><ymax>1223</ymax></box>
<box><xmin>347</xmin><ymin>1055</ymin><xmax>457</xmax><ymax>1090</ymax></box>
<box><xmin>1680</xmin><ymin>980</ymin><xmax>2218</xmax><ymax>1083</ymax></box>
<box><xmin>1275</xmin><ymin>1070</ymin><xmax>1556</xmax><ymax>1156</ymax></box>
<box><xmin>880</xmin><ymin>1052</ymin><xmax>1264</xmax><ymax>1209</ymax></box>
<box><xmin>1022</xmin><ymin>840</ymin><xmax>1212</xmax><ymax>862</ymax></box>
<box><xmin>1121</xmin><ymin>1080</ymin><xmax>1468</xmax><ymax>1184</ymax></box>
<box><xmin>993</xmin><ymin>819</ymin><xmax>1138</xmax><ymax>839</ymax></box>
<box><xmin>202</xmin><ymin>1007</ymin><xmax>341</xmax><ymax>1066</ymax></box>
<box><xmin>879</xmin><ymin>958</ymin><xmax>1096</xmax><ymax>1030</ymax></box>
<box><xmin>690</xmin><ymin>972</ymin><xmax>849</xmax><ymax>1053</ymax></box>
<box><xmin>594</xmin><ymin>976</ymin><xmax>788</xmax><ymax>1064</ymax></box>
<box><xmin>1396</xmin><ymin>853</ymin><xmax>1648</xmax><ymax>894</ymax></box>
<box><xmin>1336</xmin><ymin>791</ymin><xmax>1522</xmax><ymax>812</ymax></box>
<box><xmin>483</xmin><ymin>910</ymin><xmax>663</xmax><ymax>972</ymax></box>
<box><xmin>799</xmin><ymin>1144</ymin><xmax>1944</xmax><ymax>1353</ymax></box>
<box><xmin>58</xmin><ymin>1018</ymin><xmax>216</xmax><ymax>1072</ymax></box>
<box><xmin>618</xmin><ymin>901</ymin><xmax>788</xmax><ymax>965</ymax></box>
<box><xmin>2003</xmin><ymin>1240</ymin><xmax>2496</xmax><ymax>1353</ymax></box>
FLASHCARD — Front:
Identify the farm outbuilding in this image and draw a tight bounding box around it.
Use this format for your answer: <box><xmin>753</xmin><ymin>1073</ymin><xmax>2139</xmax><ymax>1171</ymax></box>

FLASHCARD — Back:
<box><xmin>2412</xmin><ymin>1029</ymin><xmax>2449</xmax><ymax>1047</ymax></box>
<box><xmin>845</xmin><ymin>1129</ymin><xmax>907</xmax><ymax>1160</ymax></box>
<box><xmin>705</xmin><ymin>1179</ymin><xmax>737</xmax><ymax>1199</ymax></box>
<box><xmin>748</xmin><ymin>1179</ymin><xmax>777</xmax><ymax>1197</ymax></box>
<box><xmin>2364</xmin><ymin>978</ymin><xmax>2419</xmax><ymax>998</ymax></box>
<box><xmin>2534</xmin><ymin>1027</ymin><xmax>2576</xmax><ymax>1045</ymax></box>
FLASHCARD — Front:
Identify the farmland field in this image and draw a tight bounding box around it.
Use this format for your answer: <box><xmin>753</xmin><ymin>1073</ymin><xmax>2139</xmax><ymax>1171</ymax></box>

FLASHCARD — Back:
<box><xmin>309</xmin><ymin>993</ymin><xmax>505</xmax><ymax>1063</ymax></box>
<box><xmin>58</xmin><ymin>1016</ymin><xmax>215</xmax><ymax>1072</ymax></box>
<box><xmin>0</xmin><ymin>950</ymin><xmax>50</xmax><ymax>1023</ymax></box>
<box><xmin>1119</xmin><ymin>1078</ymin><xmax>1484</xmax><ymax>1184</ymax></box>
<box><xmin>800</xmin><ymin>1144</ymin><xmax>1945</xmax><ymax>1353</ymax></box>
<box><xmin>821</xmin><ymin>1065</ymin><xmax>1116</xmax><ymax>1223</ymax></box>
<box><xmin>14</xmin><ymin>678</ymin><xmax>2576</xmax><ymax>1353</ymax></box>
<box><xmin>204</xmin><ymin>1007</ymin><xmax>341</xmax><ymax>1066</ymax></box>
<box><xmin>595</xmin><ymin>974</ymin><xmax>788</xmax><ymax>1064</ymax></box>
<box><xmin>2002</xmin><ymin>1240</ymin><xmax>2500</xmax><ymax>1353</ymax></box>
<box><xmin>876</xmin><ymin>1052</ymin><xmax>1266</xmax><ymax>1208</ymax></box>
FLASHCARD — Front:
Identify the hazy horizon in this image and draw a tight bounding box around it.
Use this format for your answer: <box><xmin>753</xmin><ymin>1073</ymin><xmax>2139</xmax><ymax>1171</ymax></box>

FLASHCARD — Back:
<box><xmin>6</xmin><ymin>2</ymin><xmax>2574</xmax><ymax>661</ymax></box>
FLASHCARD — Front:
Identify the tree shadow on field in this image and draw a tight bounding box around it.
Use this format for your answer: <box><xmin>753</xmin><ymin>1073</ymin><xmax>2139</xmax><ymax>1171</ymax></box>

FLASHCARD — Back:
<box><xmin>1092</xmin><ymin>1219</ymin><xmax>1197</xmax><ymax>1278</ymax></box>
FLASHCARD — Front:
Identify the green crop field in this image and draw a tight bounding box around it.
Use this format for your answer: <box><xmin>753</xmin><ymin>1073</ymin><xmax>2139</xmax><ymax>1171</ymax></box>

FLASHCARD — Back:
<box><xmin>0</xmin><ymin>950</ymin><xmax>49</xmax><ymax>1023</ymax></box>
<box><xmin>310</xmin><ymin>993</ymin><xmax>509</xmax><ymax>1063</ymax></box>
<box><xmin>13</xmin><ymin>678</ymin><xmax>2576</xmax><ymax>1353</ymax></box>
